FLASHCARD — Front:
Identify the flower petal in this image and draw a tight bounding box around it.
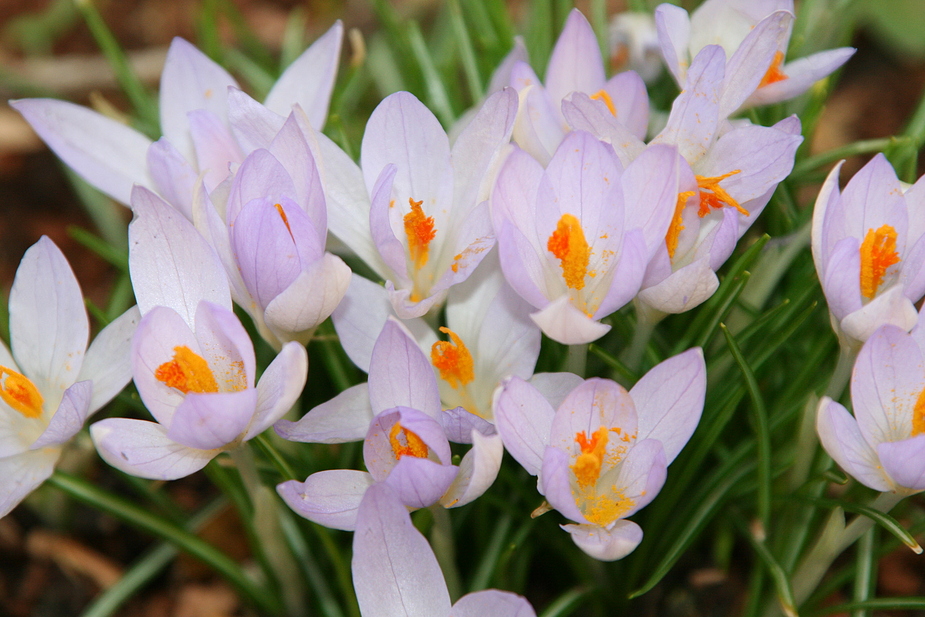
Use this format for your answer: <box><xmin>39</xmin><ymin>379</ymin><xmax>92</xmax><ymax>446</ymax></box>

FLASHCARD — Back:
<box><xmin>530</xmin><ymin>296</ymin><xmax>612</xmax><ymax>345</ymax></box>
<box><xmin>277</xmin><ymin>469</ymin><xmax>373</xmax><ymax>531</ymax></box>
<box><xmin>166</xmin><ymin>389</ymin><xmax>257</xmax><ymax>450</ymax></box>
<box><xmin>11</xmin><ymin>98</ymin><xmax>151</xmax><ymax>206</ymax></box>
<box><xmin>352</xmin><ymin>483</ymin><xmax>452</xmax><ymax>617</ymax></box>
<box><xmin>450</xmin><ymin>590</ymin><xmax>536</xmax><ymax>617</ymax></box>
<box><xmin>368</xmin><ymin>320</ymin><xmax>441</xmax><ymax>418</ymax></box>
<box><xmin>493</xmin><ymin>376</ymin><xmax>555</xmax><ymax>476</ymax></box>
<box><xmin>878</xmin><ymin>435</ymin><xmax>925</xmax><ymax>492</ymax></box>
<box><xmin>264</xmin><ymin>21</ymin><xmax>343</xmax><ymax>130</ymax></box>
<box><xmin>10</xmin><ymin>236</ymin><xmax>88</xmax><ymax>395</ymax></box>
<box><xmin>816</xmin><ymin>397</ymin><xmax>892</xmax><ymax>492</ymax></box>
<box><xmin>0</xmin><ymin>448</ymin><xmax>60</xmax><ymax>519</ymax></box>
<box><xmin>247</xmin><ymin>342</ymin><xmax>308</xmax><ymax>439</ymax></box>
<box><xmin>440</xmin><ymin>431</ymin><xmax>503</xmax><ymax>508</ymax></box>
<box><xmin>30</xmin><ymin>380</ymin><xmax>92</xmax><ymax>449</ymax></box>
<box><xmin>562</xmin><ymin>520</ymin><xmax>643</xmax><ymax>561</ymax></box>
<box><xmin>275</xmin><ymin>383</ymin><xmax>372</xmax><ymax>444</ymax></box>
<box><xmin>91</xmin><ymin>418</ymin><xmax>216</xmax><ymax>480</ymax></box>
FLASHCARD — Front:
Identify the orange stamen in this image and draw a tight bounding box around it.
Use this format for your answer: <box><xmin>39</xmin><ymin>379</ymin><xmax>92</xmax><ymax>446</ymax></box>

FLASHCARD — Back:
<box><xmin>274</xmin><ymin>203</ymin><xmax>293</xmax><ymax>238</ymax></box>
<box><xmin>431</xmin><ymin>327</ymin><xmax>475</xmax><ymax>390</ymax></box>
<box><xmin>758</xmin><ymin>51</ymin><xmax>788</xmax><ymax>88</ymax></box>
<box><xmin>403</xmin><ymin>198</ymin><xmax>437</xmax><ymax>269</ymax></box>
<box><xmin>388</xmin><ymin>422</ymin><xmax>429</xmax><ymax>459</ymax></box>
<box><xmin>913</xmin><ymin>386</ymin><xmax>925</xmax><ymax>437</ymax></box>
<box><xmin>590</xmin><ymin>89</ymin><xmax>617</xmax><ymax>117</ymax></box>
<box><xmin>548</xmin><ymin>214</ymin><xmax>591</xmax><ymax>290</ymax></box>
<box><xmin>571</xmin><ymin>427</ymin><xmax>609</xmax><ymax>489</ymax></box>
<box><xmin>696</xmin><ymin>171</ymin><xmax>747</xmax><ymax>217</ymax></box>
<box><xmin>0</xmin><ymin>365</ymin><xmax>43</xmax><ymax>418</ymax></box>
<box><xmin>155</xmin><ymin>346</ymin><xmax>219</xmax><ymax>394</ymax></box>
<box><xmin>667</xmin><ymin>190</ymin><xmax>697</xmax><ymax>259</ymax></box>
<box><xmin>859</xmin><ymin>225</ymin><xmax>900</xmax><ymax>300</ymax></box>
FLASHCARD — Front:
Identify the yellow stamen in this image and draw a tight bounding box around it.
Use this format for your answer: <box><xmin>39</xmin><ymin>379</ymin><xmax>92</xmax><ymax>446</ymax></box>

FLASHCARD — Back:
<box><xmin>155</xmin><ymin>346</ymin><xmax>219</xmax><ymax>394</ymax></box>
<box><xmin>274</xmin><ymin>203</ymin><xmax>293</xmax><ymax>238</ymax></box>
<box><xmin>388</xmin><ymin>422</ymin><xmax>429</xmax><ymax>459</ymax></box>
<box><xmin>696</xmin><ymin>171</ymin><xmax>747</xmax><ymax>217</ymax></box>
<box><xmin>0</xmin><ymin>365</ymin><xmax>43</xmax><ymax>418</ymax></box>
<box><xmin>666</xmin><ymin>190</ymin><xmax>697</xmax><ymax>259</ymax></box>
<box><xmin>403</xmin><ymin>198</ymin><xmax>436</xmax><ymax>269</ymax></box>
<box><xmin>913</xmin><ymin>386</ymin><xmax>925</xmax><ymax>436</ymax></box>
<box><xmin>758</xmin><ymin>51</ymin><xmax>788</xmax><ymax>88</ymax></box>
<box><xmin>431</xmin><ymin>327</ymin><xmax>475</xmax><ymax>390</ymax></box>
<box><xmin>548</xmin><ymin>214</ymin><xmax>591</xmax><ymax>290</ymax></box>
<box><xmin>571</xmin><ymin>427</ymin><xmax>609</xmax><ymax>489</ymax></box>
<box><xmin>859</xmin><ymin>225</ymin><xmax>900</xmax><ymax>300</ymax></box>
<box><xmin>580</xmin><ymin>486</ymin><xmax>636</xmax><ymax>527</ymax></box>
<box><xmin>590</xmin><ymin>89</ymin><xmax>617</xmax><ymax>116</ymax></box>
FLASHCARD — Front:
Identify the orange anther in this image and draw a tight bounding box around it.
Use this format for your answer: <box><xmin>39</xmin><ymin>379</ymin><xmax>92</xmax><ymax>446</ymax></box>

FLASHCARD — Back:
<box><xmin>403</xmin><ymin>198</ymin><xmax>437</xmax><ymax>270</ymax></box>
<box><xmin>590</xmin><ymin>89</ymin><xmax>617</xmax><ymax>116</ymax></box>
<box><xmin>431</xmin><ymin>327</ymin><xmax>475</xmax><ymax>390</ymax></box>
<box><xmin>571</xmin><ymin>426</ymin><xmax>610</xmax><ymax>488</ymax></box>
<box><xmin>388</xmin><ymin>422</ymin><xmax>429</xmax><ymax>459</ymax></box>
<box><xmin>758</xmin><ymin>51</ymin><xmax>788</xmax><ymax>88</ymax></box>
<box><xmin>695</xmin><ymin>171</ymin><xmax>747</xmax><ymax>218</ymax></box>
<box><xmin>0</xmin><ymin>365</ymin><xmax>43</xmax><ymax>418</ymax></box>
<box><xmin>859</xmin><ymin>225</ymin><xmax>900</xmax><ymax>300</ymax></box>
<box><xmin>667</xmin><ymin>190</ymin><xmax>697</xmax><ymax>259</ymax></box>
<box><xmin>155</xmin><ymin>346</ymin><xmax>219</xmax><ymax>394</ymax></box>
<box><xmin>548</xmin><ymin>214</ymin><xmax>591</xmax><ymax>290</ymax></box>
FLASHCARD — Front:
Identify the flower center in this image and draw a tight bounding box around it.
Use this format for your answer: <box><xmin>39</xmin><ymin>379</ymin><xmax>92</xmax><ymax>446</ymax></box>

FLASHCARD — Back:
<box><xmin>590</xmin><ymin>89</ymin><xmax>617</xmax><ymax>116</ymax></box>
<box><xmin>403</xmin><ymin>198</ymin><xmax>436</xmax><ymax>271</ymax></box>
<box><xmin>388</xmin><ymin>422</ymin><xmax>429</xmax><ymax>459</ymax></box>
<box><xmin>431</xmin><ymin>327</ymin><xmax>474</xmax><ymax>390</ymax></box>
<box><xmin>572</xmin><ymin>426</ymin><xmax>610</xmax><ymax>489</ymax></box>
<box><xmin>758</xmin><ymin>51</ymin><xmax>788</xmax><ymax>88</ymax></box>
<box><xmin>548</xmin><ymin>214</ymin><xmax>591</xmax><ymax>290</ymax></box>
<box><xmin>859</xmin><ymin>225</ymin><xmax>900</xmax><ymax>300</ymax></box>
<box><xmin>0</xmin><ymin>365</ymin><xmax>43</xmax><ymax>418</ymax></box>
<box><xmin>155</xmin><ymin>346</ymin><xmax>219</xmax><ymax>394</ymax></box>
<box><xmin>666</xmin><ymin>190</ymin><xmax>697</xmax><ymax>259</ymax></box>
<box><xmin>696</xmin><ymin>171</ymin><xmax>747</xmax><ymax>217</ymax></box>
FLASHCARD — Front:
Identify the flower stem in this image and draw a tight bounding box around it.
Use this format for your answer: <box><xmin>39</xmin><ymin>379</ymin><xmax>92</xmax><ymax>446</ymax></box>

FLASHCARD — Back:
<box><xmin>565</xmin><ymin>343</ymin><xmax>588</xmax><ymax>377</ymax></box>
<box><xmin>47</xmin><ymin>471</ymin><xmax>282</xmax><ymax>615</ymax></box>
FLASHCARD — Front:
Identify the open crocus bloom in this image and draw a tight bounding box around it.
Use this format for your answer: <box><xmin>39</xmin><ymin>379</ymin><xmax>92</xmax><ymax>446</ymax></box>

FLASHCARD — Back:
<box><xmin>90</xmin><ymin>186</ymin><xmax>307</xmax><ymax>480</ymax></box>
<box><xmin>12</xmin><ymin>22</ymin><xmax>342</xmax><ymax>217</ymax></box>
<box><xmin>655</xmin><ymin>0</ymin><xmax>854</xmax><ymax>114</ymax></box>
<box><xmin>811</xmin><ymin>155</ymin><xmax>925</xmax><ymax>348</ymax></box>
<box><xmin>276</xmin><ymin>319</ymin><xmax>504</xmax><ymax>528</ymax></box>
<box><xmin>193</xmin><ymin>111</ymin><xmax>350</xmax><ymax>348</ymax></box>
<box><xmin>353</xmin><ymin>482</ymin><xmax>537</xmax><ymax>617</ymax></box>
<box><xmin>1</xmin><ymin>237</ymin><xmax>138</xmax><ymax>517</ymax></box>
<box><xmin>320</xmin><ymin>88</ymin><xmax>517</xmax><ymax>319</ymax></box>
<box><xmin>817</xmin><ymin>324</ymin><xmax>925</xmax><ymax>494</ymax></box>
<box><xmin>491</xmin><ymin>130</ymin><xmax>680</xmax><ymax>344</ymax></box>
<box><xmin>493</xmin><ymin>349</ymin><xmax>705</xmax><ymax>560</ymax></box>
<box><xmin>510</xmin><ymin>8</ymin><xmax>649</xmax><ymax>166</ymax></box>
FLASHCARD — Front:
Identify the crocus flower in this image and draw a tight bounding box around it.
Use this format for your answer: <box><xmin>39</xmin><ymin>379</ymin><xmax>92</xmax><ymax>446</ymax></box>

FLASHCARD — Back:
<box><xmin>333</xmin><ymin>249</ymin><xmax>556</xmax><ymax>422</ymax></box>
<box><xmin>817</xmin><ymin>324</ymin><xmax>925</xmax><ymax>494</ymax></box>
<box><xmin>353</xmin><ymin>482</ymin><xmax>537</xmax><ymax>617</ymax></box>
<box><xmin>12</xmin><ymin>22</ymin><xmax>342</xmax><ymax>217</ymax></box>
<box><xmin>193</xmin><ymin>111</ymin><xmax>350</xmax><ymax>348</ymax></box>
<box><xmin>90</xmin><ymin>186</ymin><xmax>307</xmax><ymax>480</ymax></box>
<box><xmin>510</xmin><ymin>9</ymin><xmax>649</xmax><ymax>166</ymax></box>
<box><xmin>655</xmin><ymin>0</ymin><xmax>854</xmax><ymax>115</ymax></box>
<box><xmin>276</xmin><ymin>319</ymin><xmax>503</xmax><ymax>528</ymax></box>
<box><xmin>491</xmin><ymin>130</ymin><xmax>680</xmax><ymax>344</ymax></box>
<box><xmin>811</xmin><ymin>154</ymin><xmax>925</xmax><ymax>348</ymax></box>
<box><xmin>1</xmin><ymin>237</ymin><xmax>138</xmax><ymax>517</ymax></box>
<box><xmin>320</xmin><ymin>89</ymin><xmax>517</xmax><ymax>319</ymax></box>
<box><xmin>493</xmin><ymin>349</ymin><xmax>705</xmax><ymax>560</ymax></box>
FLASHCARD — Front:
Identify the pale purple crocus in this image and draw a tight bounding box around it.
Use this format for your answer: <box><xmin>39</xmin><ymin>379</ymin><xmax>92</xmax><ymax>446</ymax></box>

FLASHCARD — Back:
<box><xmin>817</xmin><ymin>324</ymin><xmax>925</xmax><ymax>494</ymax></box>
<box><xmin>1</xmin><ymin>238</ymin><xmax>138</xmax><ymax>517</ymax></box>
<box><xmin>192</xmin><ymin>111</ymin><xmax>350</xmax><ymax>348</ymax></box>
<box><xmin>493</xmin><ymin>349</ymin><xmax>706</xmax><ymax>560</ymax></box>
<box><xmin>333</xmin><ymin>249</ymin><xmax>559</xmax><ymax>422</ymax></box>
<box><xmin>12</xmin><ymin>22</ymin><xmax>342</xmax><ymax>217</ymax></box>
<box><xmin>353</xmin><ymin>482</ymin><xmax>537</xmax><ymax>617</ymax></box>
<box><xmin>276</xmin><ymin>318</ymin><xmax>503</xmax><ymax>528</ymax></box>
<box><xmin>811</xmin><ymin>154</ymin><xmax>925</xmax><ymax>348</ymax></box>
<box><xmin>491</xmin><ymin>130</ymin><xmax>680</xmax><ymax>344</ymax></box>
<box><xmin>655</xmin><ymin>0</ymin><xmax>854</xmax><ymax>115</ymax></box>
<box><xmin>89</xmin><ymin>186</ymin><xmax>307</xmax><ymax>480</ymax></box>
<box><xmin>510</xmin><ymin>9</ymin><xmax>649</xmax><ymax>166</ymax></box>
<box><xmin>318</xmin><ymin>88</ymin><xmax>518</xmax><ymax>319</ymax></box>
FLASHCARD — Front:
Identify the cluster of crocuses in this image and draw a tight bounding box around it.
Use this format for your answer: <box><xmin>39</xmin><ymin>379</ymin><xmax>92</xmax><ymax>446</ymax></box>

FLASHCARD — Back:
<box><xmin>812</xmin><ymin>154</ymin><xmax>925</xmax><ymax>497</ymax></box>
<box><xmin>2</xmin><ymin>0</ymin><xmax>864</xmax><ymax>609</ymax></box>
